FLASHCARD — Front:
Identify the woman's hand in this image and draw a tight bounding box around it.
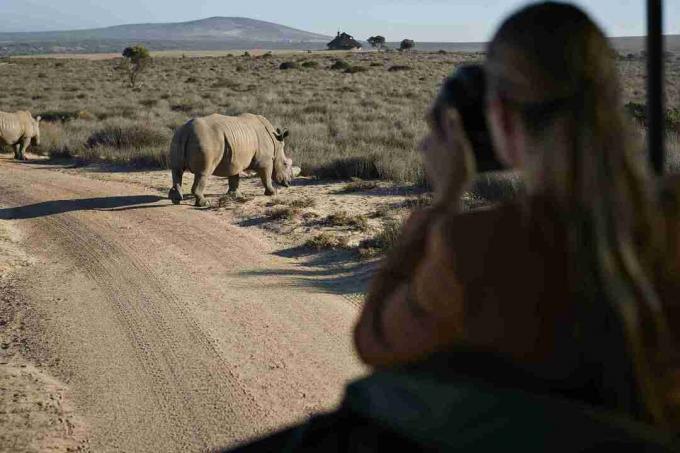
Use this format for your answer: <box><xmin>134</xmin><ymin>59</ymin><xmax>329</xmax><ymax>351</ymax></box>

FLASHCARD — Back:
<box><xmin>420</xmin><ymin>107</ymin><xmax>476</xmax><ymax>207</ymax></box>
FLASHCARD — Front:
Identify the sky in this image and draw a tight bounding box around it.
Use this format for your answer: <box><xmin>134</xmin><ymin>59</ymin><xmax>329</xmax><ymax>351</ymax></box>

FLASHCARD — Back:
<box><xmin>0</xmin><ymin>0</ymin><xmax>678</xmax><ymax>42</ymax></box>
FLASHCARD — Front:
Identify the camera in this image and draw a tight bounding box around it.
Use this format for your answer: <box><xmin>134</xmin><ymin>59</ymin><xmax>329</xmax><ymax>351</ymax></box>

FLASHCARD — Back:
<box><xmin>435</xmin><ymin>64</ymin><xmax>504</xmax><ymax>172</ymax></box>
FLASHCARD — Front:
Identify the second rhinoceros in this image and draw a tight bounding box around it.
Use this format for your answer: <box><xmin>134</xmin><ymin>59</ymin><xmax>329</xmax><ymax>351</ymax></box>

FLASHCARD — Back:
<box><xmin>0</xmin><ymin>111</ymin><xmax>41</xmax><ymax>160</ymax></box>
<box><xmin>169</xmin><ymin>113</ymin><xmax>297</xmax><ymax>206</ymax></box>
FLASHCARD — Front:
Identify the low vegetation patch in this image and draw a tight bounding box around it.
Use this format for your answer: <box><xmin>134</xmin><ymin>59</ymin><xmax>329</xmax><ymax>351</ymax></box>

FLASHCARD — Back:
<box><xmin>358</xmin><ymin>219</ymin><xmax>403</xmax><ymax>256</ymax></box>
<box><xmin>85</xmin><ymin>124</ymin><xmax>168</xmax><ymax>149</ymax></box>
<box><xmin>305</xmin><ymin>232</ymin><xmax>350</xmax><ymax>250</ymax></box>
<box><xmin>39</xmin><ymin>110</ymin><xmax>90</xmax><ymax>122</ymax></box>
<box><xmin>279</xmin><ymin>61</ymin><xmax>299</xmax><ymax>70</ymax></box>
<box><xmin>388</xmin><ymin>65</ymin><xmax>412</xmax><ymax>72</ymax></box>
<box><xmin>267</xmin><ymin>206</ymin><xmax>301</xmax><ymax>220</ymax></box>
<box><xmin>325</xmin><ymin>211</ymin><xmax>369</xmax><ymax>230</ymax></box>
<box><xmin>286</xmin><ymin>197</ymin><xmax>317</xmax><ymax>209</ymax></box>
<box><xmin>311</xmin><ymin>157</ymin><xmax>380</xmax><ymax>180</ymax></box>
<box><xmin>345</xmin><ymin>65</ymin><xmax>368</xmax><ymax>74</ymax></box>
<box><xmin>330</xmin><ymin>59</ymin><xmax>351</xmax><ymax>70</ymax></box>
<box><xmin>301</xmin><ymin>61</ymin><xmax>319</xmax><ymax>69</ymax></box>
<box><xmin>625</xmin><ymin>102</ymin><xmax>680</xmax><ymax>132</ymax></box>
<box><xmin>338</xmin><ymin>178</ymin><xmax>379</xmax><ymax>193</ymax></box>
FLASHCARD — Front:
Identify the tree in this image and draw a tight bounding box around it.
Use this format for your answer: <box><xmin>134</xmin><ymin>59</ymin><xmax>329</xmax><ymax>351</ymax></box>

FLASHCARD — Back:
<box><xmin>399</xmin><ymin>39</ymin><xmax>415</xmax><ymax>51</ymax></box>
<box><xmin>367</xmin><ymin>35</ymin><xmax>386</xmax><ymax>50</ymax></box>
<box><xmin>121</xmin><ymin>45</ymin><xmax>151</xmax><ymax>88</ymax></box>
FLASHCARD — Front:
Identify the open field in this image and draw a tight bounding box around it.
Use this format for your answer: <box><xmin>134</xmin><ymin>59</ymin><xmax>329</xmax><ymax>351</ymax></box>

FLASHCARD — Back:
<box><xmin>2</xmin><ymin>50</ymin><xmax>678</xmax><ymax>181</ymax></box>
<box><xmin>1</xmin><ymin>49</ymin><xmax>678</xmax><ymax>255</ymax></box>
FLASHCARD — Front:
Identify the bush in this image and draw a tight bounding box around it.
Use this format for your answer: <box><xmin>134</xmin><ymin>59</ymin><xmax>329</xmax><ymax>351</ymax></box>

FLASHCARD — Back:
<box><xmin>267</xmin><ymin>206</ymin><xmax>300</xmax><ymax>220</ymax></box>
<box><xmin>388</xmin><ymin>65</ymin><xmax>412</xmax><ymax>72</ymax></box>
<box><xmin>305</xmin><ymin>232</ymin><xmax>350</xmax><ymax>250</ymax></box>
<box><xmin>338</xmin><ymin>178</ymin><xmax>379</xmax><ymax>193</ymax></box>
<box><xmin>345</xmin><ymin>65</ymin><xmax>368</xmax><ymax>74</ymax></box>
<box><xmin>360</xmin><ymin>219</ymin><xmax>402</xmax><ymax>252</ymax></box>
<box><xmin>625</xmin><ymin>102</ymin><xmax>680</xmax><ymax>132</ymax></box>
<box><xmin>39</xmin><ymin>110</ymin><xmax>87</xmax><ymax>122</ymax></box>
<box><xmin>330</xmin><ymin>59</ymin><xmax>351</xmax><ymax>70</ymax></box>
<box><xmin>301</xmin><ymin>61</ymin><xmax>319</xmax><ymax>69</ymax></box>
<box><xmin>311</xmin><ymin>156</ymin><xmax>380</xmax><ymax>180</ymax></box>
<box><xmin>325</xmin><ymin>212</ymin><xmax>369</xmax><ymax>230</ymax></box>
<box><xmin>86</xmin><ymin>124</ymin><xmax>168</xmax><ymax>149</ymax></box>
<box><xmin>279</xmin><ymin>61</ymin><xmax>299</xmax><ymax>70</ymax></box>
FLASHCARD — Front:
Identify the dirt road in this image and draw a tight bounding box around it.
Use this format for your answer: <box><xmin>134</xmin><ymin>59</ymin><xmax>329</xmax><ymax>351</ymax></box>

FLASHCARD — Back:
<box><xmin>0</xmin><ymin>156</ymin><xmax>364</xmax><ymax>451</ymax></box>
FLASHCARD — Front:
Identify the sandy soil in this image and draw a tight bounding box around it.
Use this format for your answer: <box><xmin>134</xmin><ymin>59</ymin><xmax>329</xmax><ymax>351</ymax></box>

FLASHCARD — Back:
<box><xmin>35</xmin><ymin>158</ymin><xmax>429</xmax><ymax>260</ymax></box>
<box><xmin>0</xmin><ymin>155</ymin><xmax>366</xmax><ymax>452</ymax></box>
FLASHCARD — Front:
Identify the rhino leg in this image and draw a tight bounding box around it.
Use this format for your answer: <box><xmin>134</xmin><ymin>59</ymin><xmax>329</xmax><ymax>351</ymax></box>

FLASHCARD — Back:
<box><xmin>13</xmin><ymin>143</ymin><xmax>21</xmax><ymax>160</ymax></box>
<box><xmin>18</xmin><ymin>138</ymin><xmax>30</xmax><ymax>160</ymax></box>
<box><xmin>191</xmin><ymin>173</ymin><xmax>210</xmax><ymax>207</ymax></box>
<box><xmin>258</xmin><ymin>165</ymin><xmax>277</xmax><ymax>196</ymax></box>
<box><xmin>169</xmin><ymin>168</ymin><xmax>184</xmax><ymax>205</ymax></box>
<box><xmin>227</xmin><ymin>175</ymin><xmax>242</xmax><ymax>196</ymax></box>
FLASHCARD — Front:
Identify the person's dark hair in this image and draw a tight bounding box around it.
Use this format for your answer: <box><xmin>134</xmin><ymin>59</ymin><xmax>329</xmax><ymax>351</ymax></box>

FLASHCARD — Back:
<box><xmin>486</xmin><ymin>2</ymin><xmax>673</xmax><ymax>425</ymax></box>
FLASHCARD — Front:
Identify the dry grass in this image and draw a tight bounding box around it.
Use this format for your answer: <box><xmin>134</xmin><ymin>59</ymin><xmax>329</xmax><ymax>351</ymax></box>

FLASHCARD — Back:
<box><xmin>325</xmin><ymin>211</ymin><xmax>369</xmax><ymax>231</ymax></box>
<box><xmin>337</xmin><ymin>178</ymin><xmax>379</xmax><ymax>193</ymax></box>
<box><xmin>305</xmin><ymin>232</ymin><xmax>351</xmax><ymax>250</ymax></box>
<box><xmin>1</xmin><ymin>51</ymin><xmax>678</xmax><ymax>186</ymax></box>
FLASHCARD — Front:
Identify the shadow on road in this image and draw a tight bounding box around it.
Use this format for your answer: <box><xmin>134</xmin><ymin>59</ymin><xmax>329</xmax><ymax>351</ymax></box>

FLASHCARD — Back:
<box><xmin>241</xmin><ymin>247</ymin><xmax>378</xmax><ymax>297</ymax></box>
<box><xmin>0</xmin><ymin>195</ymin><xmax>165</xmax><ymax>220</ymax></box>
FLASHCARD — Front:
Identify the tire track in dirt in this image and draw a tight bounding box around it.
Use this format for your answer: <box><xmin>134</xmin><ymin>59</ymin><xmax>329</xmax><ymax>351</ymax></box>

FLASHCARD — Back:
<box><xmin>0</xmin><ymin>158</ymin><xmax>363</xmax><ymax>451</ymax></box>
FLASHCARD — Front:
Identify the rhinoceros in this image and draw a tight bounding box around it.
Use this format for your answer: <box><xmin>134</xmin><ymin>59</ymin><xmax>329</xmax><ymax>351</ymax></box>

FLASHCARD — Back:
<box><xmin>0</xmin><ymin>111</ymin><xmax>41</xmax><ymax>160</ymax></box>
<box><xmin>169</xmin><ymin>113</ymin><xmax>298</xmax><ymax>206</ymax></box>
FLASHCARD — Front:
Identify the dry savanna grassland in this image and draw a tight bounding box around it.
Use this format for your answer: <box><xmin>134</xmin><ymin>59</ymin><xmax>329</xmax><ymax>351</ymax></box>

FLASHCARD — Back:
<box><xmin>1</xmin><ymin>49</ymin><xmax>679</xmax><ymax>254</ymax></box>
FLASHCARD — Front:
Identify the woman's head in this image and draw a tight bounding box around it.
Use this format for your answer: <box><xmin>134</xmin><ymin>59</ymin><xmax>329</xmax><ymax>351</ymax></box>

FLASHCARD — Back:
<box><xmin>485</xmin><ymin>2</ymin><xmax>673</xmax><ymax>425</ymax></box>
<box><xmin>485</xmin><ymin>2</ymin><xmax>625</xmax><ymax>201</ymax></box>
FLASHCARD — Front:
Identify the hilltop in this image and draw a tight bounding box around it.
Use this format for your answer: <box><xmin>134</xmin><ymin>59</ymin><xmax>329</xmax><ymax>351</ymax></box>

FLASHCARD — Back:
<box><xmin>0</xmin><ymin>17</ymin><xmax>332</xmax><ymax>55</ymax></box>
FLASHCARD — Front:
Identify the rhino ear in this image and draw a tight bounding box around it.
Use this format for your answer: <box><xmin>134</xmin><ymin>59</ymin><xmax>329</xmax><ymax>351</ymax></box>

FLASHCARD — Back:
<box><xmin>282</xmin><ymin>129</ymin><xmax>289</xmax><ymax>139</ymax></box>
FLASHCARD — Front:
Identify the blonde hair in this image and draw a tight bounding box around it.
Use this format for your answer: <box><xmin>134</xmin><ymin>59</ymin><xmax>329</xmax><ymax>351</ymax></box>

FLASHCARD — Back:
<box><xmin>486</xmin><ymin>2</ymin><xmax>673</xmax><ymax>425</ymax></box>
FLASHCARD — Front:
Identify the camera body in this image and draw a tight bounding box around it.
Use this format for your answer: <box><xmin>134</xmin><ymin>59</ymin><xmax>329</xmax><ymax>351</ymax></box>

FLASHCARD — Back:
<box><xmin>437</xmin><ymin>64</ymin><xmax>504</xmax><ymax>173</ymax></box>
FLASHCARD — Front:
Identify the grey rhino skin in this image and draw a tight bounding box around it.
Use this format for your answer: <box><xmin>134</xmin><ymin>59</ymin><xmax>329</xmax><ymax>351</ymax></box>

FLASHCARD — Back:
<box><xmin>0</xmin><ymin>111</ymin><xmax>41</xmax><ymax>160</ymax></box>
<box><xmin>168</xmin><ymin>113</ymin><xmax>294</xmax><ymax>207</ymax></box>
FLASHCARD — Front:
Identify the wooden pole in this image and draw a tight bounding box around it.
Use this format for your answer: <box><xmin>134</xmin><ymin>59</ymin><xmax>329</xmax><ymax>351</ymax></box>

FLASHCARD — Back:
<box><xmin>648</xmin><ymin>0</ymin><xmax>665</xmax><ymax>174</ymax></box>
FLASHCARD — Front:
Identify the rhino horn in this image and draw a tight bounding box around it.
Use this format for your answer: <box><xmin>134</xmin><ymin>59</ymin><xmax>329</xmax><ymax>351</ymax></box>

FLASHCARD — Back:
<box><xmin>292</xmin><ymin>166</ymin><xmax>301</xmax><ymax>177</ymax></box>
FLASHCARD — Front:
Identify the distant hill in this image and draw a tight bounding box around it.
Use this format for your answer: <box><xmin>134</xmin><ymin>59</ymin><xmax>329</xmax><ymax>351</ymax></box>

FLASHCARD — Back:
<box><xmin>0</xmin><ymin>17</ymin><xmax>332</xmax><ymax>55</ymax></box>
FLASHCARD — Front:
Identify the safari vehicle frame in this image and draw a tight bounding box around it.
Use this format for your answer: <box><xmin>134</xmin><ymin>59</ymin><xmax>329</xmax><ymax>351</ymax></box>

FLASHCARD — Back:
<box><xmin>648</xmin><ymin>0</ymin><xmax>664</xmax><ymax>174</ymax></box>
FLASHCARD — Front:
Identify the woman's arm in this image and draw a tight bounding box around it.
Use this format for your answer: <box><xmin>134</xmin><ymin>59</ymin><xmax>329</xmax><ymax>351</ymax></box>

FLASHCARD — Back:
<box><xmin>354</xmin><ymin>217</ymin><xmax>465</xmax><ymax>367</ymax></box>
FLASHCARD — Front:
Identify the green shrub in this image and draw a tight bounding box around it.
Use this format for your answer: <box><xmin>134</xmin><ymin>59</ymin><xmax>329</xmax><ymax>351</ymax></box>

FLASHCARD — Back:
<box><xmin>330</xmin><ymin>59</ymin><xmax>351</xmax><ymax>70</ymax></box>
<box><xmin>301</xmin><ymin>61</ymin><xmax>320</xmax><ymax>69</ymax></box>
<box><xmin>86</xmin><ymin>124</ymin><xmax>168</xmax><ymax>149</ymax></box>
<box><xmin>338</xmin><ymin>178</ymin><xmax>379</xmax><ymax>193</ymax></box>
<box><xmin>305</xmin><ymin>232</ymin><xmax>350</xmax><ymax>250</ymax></box>
<box><xmin>388</xmin><ymin>65</ymin><xmax>412</xmax><ymax>72</ymax></box>
<box><xmin>39</xmin><ymin>110</ymin><xmax>84</xmax><ymax>122</ymax></box>
<box><xmin>279</xmin><ymin>61</ymin><xmax>299</xmax><ymax>70</ymax></box>
<box><xmin>345</xmin><ymin>65</ymin><xmax>368</xmax><ymax>74</ymax></box>
<box><xmin>625</xmin><ymin>102</ymin><xmax>680</xmax><ymax>132</ymax></box>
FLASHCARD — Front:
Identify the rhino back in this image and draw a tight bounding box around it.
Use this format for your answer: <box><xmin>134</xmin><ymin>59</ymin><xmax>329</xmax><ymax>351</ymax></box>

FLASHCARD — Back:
<box><xmin>0</xmin><ymin>111</ymin><xmax>25</xmax><ymax>145</ymax></box>
<box><xmin>211</xmin><ymin>114</ymin><xmax>275</xmax><ymax>172</ymax></box>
